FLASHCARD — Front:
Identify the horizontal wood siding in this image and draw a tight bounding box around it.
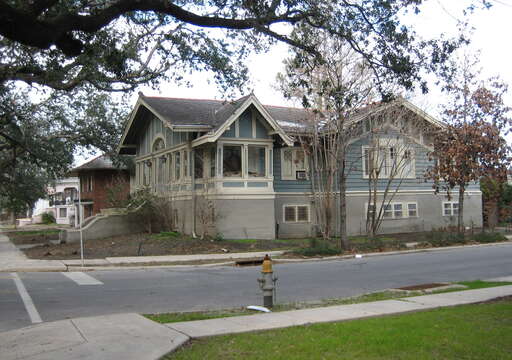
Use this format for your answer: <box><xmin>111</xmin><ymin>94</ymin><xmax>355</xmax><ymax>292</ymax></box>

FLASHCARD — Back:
<box><xmin>345</xmin><ymin>136</ymin><xmax>434</xmax><ymax>191</ymax></box>
<box><xmin>273</xmin><ymin>133</ymin><xmax>479</xmax><ymax>194</ymax></box>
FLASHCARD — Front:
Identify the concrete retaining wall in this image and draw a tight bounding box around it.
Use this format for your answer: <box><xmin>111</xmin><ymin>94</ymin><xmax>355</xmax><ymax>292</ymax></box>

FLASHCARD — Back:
<box><xmin>60</xmin><ymin>213</ymin><xmax>144</xmax><ymax>243</ymax></box>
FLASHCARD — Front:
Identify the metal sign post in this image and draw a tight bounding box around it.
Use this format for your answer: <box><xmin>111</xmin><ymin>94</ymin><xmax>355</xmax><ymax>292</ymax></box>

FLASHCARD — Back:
<box><xmin>78</xmin><ymin>178</ymin><xmax>84</xmax><ymax>268</ymax></box>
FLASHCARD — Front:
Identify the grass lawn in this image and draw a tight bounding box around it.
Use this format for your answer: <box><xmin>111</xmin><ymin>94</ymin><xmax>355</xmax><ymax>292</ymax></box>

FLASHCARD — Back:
<box><xmin>145</xmin><ymin>280</ymin><xmax>512</xmax><ymax>324</ymax></box>
<box><xmin>166</xmin><ymin>298</ymin><xmax>512</xmax><ymax>359</ymax></box>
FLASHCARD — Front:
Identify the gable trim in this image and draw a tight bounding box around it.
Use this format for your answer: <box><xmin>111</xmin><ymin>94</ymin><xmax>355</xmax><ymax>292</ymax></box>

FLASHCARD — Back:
<box><xmin>191</xmin><ymin>94</ymin><xmax>294</xmax><ymax>147</ymax></box>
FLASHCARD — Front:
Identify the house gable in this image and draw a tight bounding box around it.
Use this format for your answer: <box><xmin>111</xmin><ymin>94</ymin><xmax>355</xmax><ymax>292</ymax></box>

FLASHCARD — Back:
<box><xmin>220</xmin><ymin>106</ymin><xmax>272</xmax><ymax>140</ymax></box>
<box><xmin>193</xmin><ymin>94</ymin><xmax>293</xmax><ymax>147</ymax></box>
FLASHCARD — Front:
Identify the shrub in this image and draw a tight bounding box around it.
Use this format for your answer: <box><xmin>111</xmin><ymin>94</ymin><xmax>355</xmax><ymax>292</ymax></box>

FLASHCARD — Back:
<box><xmin>41</xmin><ymin>212</ymin><xmax>55</xmax><ymax>224</ymax></box>
<box><xmin>471</xmin><ymin>232</ymin><xmax>506</xmax><ymax>243</ymax></box>
<box><xmin>421</xmin><ymin>230</ymin><xmax>466</xmax><ymax>247</ymax></box>
<box><xmin>212</xmin><ymin>233</ymin><xmax>224</xmax><ymax>242</ymax></box>
<box><xmin>293</xmin><ymin>238</ymin><xmax>341</xmax><ymax>257</ymax></box>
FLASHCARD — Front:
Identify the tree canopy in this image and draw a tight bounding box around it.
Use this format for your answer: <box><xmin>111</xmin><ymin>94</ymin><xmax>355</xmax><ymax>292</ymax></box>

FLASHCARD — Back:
<box><xmin>0</xmin><ymin>0</ymin><xmax>488</xmax><ymax>93</ymax></box>
<box><xmin>0</xmin><ymin>0</ymin><xmax>491</xmax><ymax>218</ymax></box>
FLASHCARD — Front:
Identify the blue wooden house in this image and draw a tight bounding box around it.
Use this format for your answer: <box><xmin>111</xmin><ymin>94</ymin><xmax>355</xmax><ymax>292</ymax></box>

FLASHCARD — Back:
<box><xmin>118</xmin><ymin>93</ymin><xmax>482</xmax><ymax>239</ymax></box>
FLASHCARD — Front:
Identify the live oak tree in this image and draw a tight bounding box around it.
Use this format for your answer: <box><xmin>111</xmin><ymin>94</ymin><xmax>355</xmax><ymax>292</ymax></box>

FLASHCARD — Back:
<box><xmin>0</xmin><ymin>85</ymin><xmax>128</xmax><ymax>215</ymax></box>
<box><xmin>0</xmin><ymin>0</ymin><xmax>489</xmax><ymax>219</ymax></box>
<box><xmin>0</xmin><ymin>0</ymin><xmax>488</xmax><ymax>93</ymax></box>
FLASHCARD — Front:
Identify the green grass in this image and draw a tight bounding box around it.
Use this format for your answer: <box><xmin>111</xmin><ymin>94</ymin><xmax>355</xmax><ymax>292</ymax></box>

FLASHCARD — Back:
<box><xmin>145</xmin><ymin>310</ymin><xmax>250</xmax><ymax>324</ymax></box>
<box><xmin>150</xmin><ymin>231</ymin><xmax>181</xmax><ymax>239</ymax></box>
<box><xmin>458</xmin><ymin>280</ymin><xmax>512</xmax><ymax>289</ymax></box>
<box><xmin>166</xmin><ymin>299</ymin><xmax>512</xmax><ymax>359</ymax></box>
<box><xmin>10</xmin><ymin>229</ymin><xmax>59</xmax><ymax>236</ymax></box>
<box><xmin>145</xmin><ymin>280</ymin><xmax>512</xmax><ymax>325</ymax></box>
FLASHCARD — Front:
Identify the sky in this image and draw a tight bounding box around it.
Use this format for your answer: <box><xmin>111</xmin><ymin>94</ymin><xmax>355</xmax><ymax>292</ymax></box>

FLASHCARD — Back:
<box><xmin>137</xmin><ymin>0</ymin><xmax>512</xmax><ymax>113</ymax></box>
<box><xmin>77</xmin><ymin>0</ymin><xmax>512</xmax><ymax>166</ymax></box>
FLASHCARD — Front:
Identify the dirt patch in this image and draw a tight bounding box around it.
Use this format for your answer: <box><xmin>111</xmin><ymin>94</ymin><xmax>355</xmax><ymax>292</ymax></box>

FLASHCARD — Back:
<box><xmin>396</xmin><ymin>283</ymin><xmax>448</xmax><ymax>291</ymax></box>
<box><xmin>22</xmin><ymin>233</ymin><xmax>305</xmax><ymax>260</ymax></box>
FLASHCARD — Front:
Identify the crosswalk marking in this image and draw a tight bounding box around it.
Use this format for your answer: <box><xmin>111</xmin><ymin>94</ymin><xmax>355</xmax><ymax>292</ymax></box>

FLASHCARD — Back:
<box><xmin>62</xmin><ymin>272</ymin><xmax>104</xmax><ymax>285</ymax></box>
<box><xmin>11</xmin><ymin>273</ymin><xmax>42</xmax><ymax>324</ymax></box>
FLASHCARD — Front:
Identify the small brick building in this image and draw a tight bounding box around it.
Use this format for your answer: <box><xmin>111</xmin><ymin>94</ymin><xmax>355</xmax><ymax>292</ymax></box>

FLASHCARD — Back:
<box><xmin>69</xmin><ymin>155</ymin><xmax>131</xmax><ymax>225</ymax></box>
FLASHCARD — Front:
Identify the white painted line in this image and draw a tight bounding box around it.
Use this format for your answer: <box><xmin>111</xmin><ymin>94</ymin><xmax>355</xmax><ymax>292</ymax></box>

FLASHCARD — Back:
<box><xmin>62</xmin><ymin>272</ymin><xmax>104</xmax><ymax>285</ymax></box>
<box><xmin>11</xmin><ymin>273</ymin><xmax>42</xmax><ymax>324</ymax></box>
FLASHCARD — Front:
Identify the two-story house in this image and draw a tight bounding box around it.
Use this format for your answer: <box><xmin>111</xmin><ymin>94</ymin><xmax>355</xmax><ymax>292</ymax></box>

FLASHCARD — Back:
<box><xmin>117</xmin><ymin>93</ymin><xmax>483</xmax><ymax>239</ymax></box>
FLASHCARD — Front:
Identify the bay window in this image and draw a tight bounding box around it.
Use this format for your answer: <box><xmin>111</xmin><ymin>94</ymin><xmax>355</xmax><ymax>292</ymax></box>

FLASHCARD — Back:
<box><xmin>248</xmin><ymin>145</ymin><xmax>266</xmax><ymax>177</ymax></box>
<box><xmin>194</xmin><ymin>149</ymin><xmax>203</xmax><ymax>179</ymax></box>
<box><xmin>223</xmin><ymin>145</ymin><xmax>242</xmax><ymax>177</ymax></box>
<box><xmin>174</xmin><ymin>152</ymin><xmax>181</xmax><ymax>180</ymax></box>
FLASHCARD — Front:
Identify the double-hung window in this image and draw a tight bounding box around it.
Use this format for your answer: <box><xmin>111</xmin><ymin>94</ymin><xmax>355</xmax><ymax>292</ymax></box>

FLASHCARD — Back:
<box><xmin>223</xmin><ymin>145</ymin><xmax>242</xmax><ymax>177</ymax></box>
<box><xmin>281</xmin><ymin>148</ymin><xmax>308</xmax><ymax>180</ymax></box>
<box><xmin>443</xmin><ymin>202</ymin><xmax>459</xmax><ymax>216</ymax></box>
<box><xmin>248</xmin><ymin>145</ymin><xmax>266</xmax><ymax>177</ymax></box>
<box><xmin>362</xmin><ymin>143</ymin><xmax>415</xmax><ymax>178</ymax></box>
<box><xmin>367</xmin><ymin>202</ymin><xmax>419</xmax><ymax>219</ymax></box>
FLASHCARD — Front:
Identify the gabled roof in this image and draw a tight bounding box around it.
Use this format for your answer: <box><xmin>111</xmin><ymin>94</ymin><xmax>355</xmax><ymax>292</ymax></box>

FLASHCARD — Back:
<box><xmin>118</xmin><ymin>93</ymin><xmax>295</xmax><ymax>153</ymax></box>
<box><xmin>117</xmin><ymin>93</ymin><xmax>443</xmax><ymax>154</ymax></box>
<box><xmin>68</xmin><ymin>155</ymin><xmax>128</xmax><ymax>176</ymax></box>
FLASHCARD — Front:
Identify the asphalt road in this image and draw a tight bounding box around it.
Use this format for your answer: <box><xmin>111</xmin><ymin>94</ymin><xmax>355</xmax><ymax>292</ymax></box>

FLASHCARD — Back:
<box><xmin>1</xmin><ymin>243</ymin><xmax>511</xmax><ymax>333</ymax></box>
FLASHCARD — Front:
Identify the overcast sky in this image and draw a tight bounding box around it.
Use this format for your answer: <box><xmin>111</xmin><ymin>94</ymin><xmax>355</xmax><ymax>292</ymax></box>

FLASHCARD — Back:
<box><xmin>76</xmin><ymin>0</ymin><xmax>512</xmax><ymax>166</ymax></box>
<box><xmin>139</xmin><ymin>0</ymin><xmax>512</xmax><ymax>114</ymax></box>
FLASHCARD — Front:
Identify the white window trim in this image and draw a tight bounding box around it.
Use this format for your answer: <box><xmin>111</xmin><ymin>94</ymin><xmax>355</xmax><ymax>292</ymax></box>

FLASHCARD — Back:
<box><xmin>283</xmin><ymin>204</ymin><xmax>311</xmax><ymax>223</ymax></box>
<box><xmin>365</xmin><ymin>201</ymin><xmax>419</xmax><ymax>220</ymax></box>
<box><xmin>281</xmin><ymin>147</ymin><xmax>309</xmax><ymax>181</ymax></box>
<box><xmin>362</xmin><ymin>144</ymin><xmax>415</xmax><ymax>180</ymax></box>
<box><xmin>442</xmin><ymin>201</ymin><xmax>459</xmax><ymax>216</ymax></box>
<box><xmin>219</xmin><ymin>141</ymin><xmax>272</xmax><ymax>180</ymax></box>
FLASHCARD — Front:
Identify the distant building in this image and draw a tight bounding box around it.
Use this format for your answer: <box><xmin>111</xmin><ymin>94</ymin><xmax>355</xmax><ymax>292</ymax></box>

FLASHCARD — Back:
<box><xmin>68</xmin><ymin>155</ymin><xmax>131</xmax><ymax>226</ymax></box>
<box><xmin>33</xmin><ymin>177</ymin><xmax>79</xmax><ymax>225</ymax></box>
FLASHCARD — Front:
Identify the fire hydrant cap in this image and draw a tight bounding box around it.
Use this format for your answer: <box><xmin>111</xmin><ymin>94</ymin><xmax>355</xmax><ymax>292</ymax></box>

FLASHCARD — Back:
<box><xmin>262</xmin><ymin>254</ymin><xmax>272</xmax><ymax>273</ymax></box>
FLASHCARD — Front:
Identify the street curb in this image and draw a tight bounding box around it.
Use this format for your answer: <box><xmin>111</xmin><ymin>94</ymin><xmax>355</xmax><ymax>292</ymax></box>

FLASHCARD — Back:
<box><xmin>276</xmin><ymin>240</ymin><xmax>512</xmax><ymax>264</ymax></box>
<box><xmin>2</xmin><ymin>240</ymin><xmax>511</xmax><ymax>273</ymax></box>
<box><xmin>162</xmin><ymin>285</ymin><xmax>512</xmax><ymax>354</ymax></box>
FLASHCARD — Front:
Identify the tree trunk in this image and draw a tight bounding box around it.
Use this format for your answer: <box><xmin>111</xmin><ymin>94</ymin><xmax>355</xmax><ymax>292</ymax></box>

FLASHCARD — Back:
<box><xmin>338</xmin><ymin>148</ymin><xmax>349</xmax><ymax>250</ymax></box>
<box><xmin>487</xmin><ymin>200</ymin><xmax>499</xmax><ymax>231</ymax></box>
<box><xmin>457</xmin><ymin>186</ymin><xmax>465</xmax><ymax>234</ymax></box>
<box><xmin>339</xmin><ymin>178</ymin><xmax>349</xmax><ymax>249</ymax></box>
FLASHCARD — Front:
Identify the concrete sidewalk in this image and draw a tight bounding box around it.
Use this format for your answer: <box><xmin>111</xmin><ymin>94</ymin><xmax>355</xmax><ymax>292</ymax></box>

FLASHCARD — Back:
<box><xmin>166</xmin><ymin>284</ymin><xmax>512</xmax><ymax>338</ymax></box>
<box><xmin>3</xmin><ymin>284</ymin><xmax>511</xmax><ymax>360</ymax></box>
<box><xmin>0</xmin><ymin>234</ymin><xmax>67</xmax><ymax>272</ymax></box>
<box><xmin>2</xmin><ymin>313</ymin><xmax>187</xmax><ymax>360</ymax></box>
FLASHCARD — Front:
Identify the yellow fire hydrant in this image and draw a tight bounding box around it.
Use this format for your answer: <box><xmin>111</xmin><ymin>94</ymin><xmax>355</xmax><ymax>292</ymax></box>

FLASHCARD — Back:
<box><xmin>257</xmin><ymin>254</ymin><xmax>278</xmax><ymax>308</ymax></box>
